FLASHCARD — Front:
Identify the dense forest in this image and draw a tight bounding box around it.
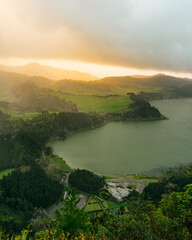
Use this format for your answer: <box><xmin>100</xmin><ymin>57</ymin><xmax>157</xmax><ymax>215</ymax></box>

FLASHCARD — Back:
<box><xmin>0</xmin><ymin>164</ymin><xmax>63</xmax><ymax>233</ymax></box>
<box><xmin>0</xmin><ymin>111</ymin><xmax>105</xmax><ymax>171</ymax></box>
<box><xmin>0</xmin><ymin>111</ymin><xmax>16</xmax><ymax>135</ymax></box>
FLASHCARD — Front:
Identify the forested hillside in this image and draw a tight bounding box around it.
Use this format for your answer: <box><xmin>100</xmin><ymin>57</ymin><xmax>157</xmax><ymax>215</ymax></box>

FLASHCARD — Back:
<box><xmin>0</xmin><ymin>110</ymin><xmax>105</xmax><ymax>233</ymax></box>
<box><xmin>0</xmin><ymin>164</ymin><xmax>63</xmax><ymax>233</ymax></box>
<box><xmin>0</xmin><ymin>111</ymin><xmax>104</xmax><ymax>171</ymax></box>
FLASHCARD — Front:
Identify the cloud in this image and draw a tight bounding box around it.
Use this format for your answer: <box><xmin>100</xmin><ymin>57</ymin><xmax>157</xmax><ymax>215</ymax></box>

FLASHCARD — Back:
<box><xmin>1</xmin><ymin>0</ymin><xmax>192</xmax><ymax>72</ymax></box>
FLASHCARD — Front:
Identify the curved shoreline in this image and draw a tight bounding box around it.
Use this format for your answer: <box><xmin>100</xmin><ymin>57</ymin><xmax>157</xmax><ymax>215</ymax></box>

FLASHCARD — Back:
<box><xmin>49</xmin><ymin>117</ymin><xmax>167</xmax><ymax>177</ymax></box>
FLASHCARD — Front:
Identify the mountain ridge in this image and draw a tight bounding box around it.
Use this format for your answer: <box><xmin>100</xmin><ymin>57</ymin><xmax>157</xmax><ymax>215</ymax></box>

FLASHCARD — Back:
<box><xmin>0</xmin><ymin>63</ymin><xmax>98</xmax><ymax>81</ymax></box>
<box><xmin>1</xmin><ymin>69</ymin><xmax>192</xmax><ymax>100</ymax></box>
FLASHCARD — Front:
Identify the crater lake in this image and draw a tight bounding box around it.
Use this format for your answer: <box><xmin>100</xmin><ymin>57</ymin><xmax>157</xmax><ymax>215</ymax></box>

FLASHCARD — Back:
<box><xmin>52</xmin><ymin>98</ymin><xmax>192</xmax><ymax>176</ymax></box>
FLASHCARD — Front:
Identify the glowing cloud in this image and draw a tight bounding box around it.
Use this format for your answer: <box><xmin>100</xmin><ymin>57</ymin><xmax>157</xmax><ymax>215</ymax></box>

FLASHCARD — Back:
<box><xmin>1</xmin><ymin>0</ymin><xmax>192</xmax><ymax>73</ymax></box>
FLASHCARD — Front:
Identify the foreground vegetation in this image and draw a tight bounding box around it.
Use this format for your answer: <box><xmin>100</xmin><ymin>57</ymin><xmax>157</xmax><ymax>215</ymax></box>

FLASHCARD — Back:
<box><xmin>0</xmin><ymin>164</ymin><xmax>63</xmax><ymax>233</ymax></box>
<box><xmin>1</xmin><ymin>176</ymin><xmax>192</xmax><ymax>239</ymax></box>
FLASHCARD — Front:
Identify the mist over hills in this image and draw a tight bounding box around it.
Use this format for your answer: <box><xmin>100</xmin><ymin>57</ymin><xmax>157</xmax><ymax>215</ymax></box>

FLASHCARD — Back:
<box><xmin>0</xmin><ymin>63</ymin><xmax>98</xmax><ymax>81</ymax></box>
<box><xmin>1</xmin><ymin>69</ymin><xmax>192</xmax><ymax>97</ymax></box>
<box><xmin>1</xmin><ymin>68</ymin><xmax>192</xmax><ymax>115</ymax></box>
<box><xmin>100</xmin><ymin>74</ymin><xmax>192</xmax><ymax>88</ymax></box>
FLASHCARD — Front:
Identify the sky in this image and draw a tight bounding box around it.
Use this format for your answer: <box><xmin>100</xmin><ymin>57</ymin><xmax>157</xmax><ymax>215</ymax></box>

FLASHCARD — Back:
<box><xmin>1</xmin><ymin>0</ymin><xmax>192</xmax><ymax>78</ymax></box>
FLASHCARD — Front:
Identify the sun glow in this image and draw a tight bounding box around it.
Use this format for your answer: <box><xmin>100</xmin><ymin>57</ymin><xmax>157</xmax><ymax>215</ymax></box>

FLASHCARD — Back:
<box><xmin>1</xmin><ymin>58</ymin><xmax>192</xmax><ymax>80</ymax></box>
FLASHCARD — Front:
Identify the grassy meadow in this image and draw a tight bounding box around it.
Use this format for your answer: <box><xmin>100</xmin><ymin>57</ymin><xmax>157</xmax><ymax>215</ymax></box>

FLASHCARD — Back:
<box><xmin>52</xmin><ymin>92</ymin><xmax>133</xmax><ymax>113</ymax></box>
<box><xmin>52</xmin><ymin>155</ymin><xmax>74</xmax><ymax>173</ymax></box>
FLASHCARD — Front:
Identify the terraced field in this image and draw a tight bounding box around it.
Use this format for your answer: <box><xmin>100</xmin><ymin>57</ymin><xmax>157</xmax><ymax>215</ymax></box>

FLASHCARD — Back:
<box><xmin>85</xmin><ymin>196</ymin><xmax>108</xmax><ymax>213</ymax></box>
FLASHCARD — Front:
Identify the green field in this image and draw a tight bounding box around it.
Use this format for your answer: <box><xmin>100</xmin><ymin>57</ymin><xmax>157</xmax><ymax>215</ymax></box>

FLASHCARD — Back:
<box><xmin>52</xmin><ymin>92</ymin><xmax>133</xmax><ymax>113</ymax></box>
<box><xmin>52</xmin><ymin>155</ymin><xmax>74</xmax><ymax>173</ymax></box>
<box><xmin>127</xmin><ymin>174</ymin><xmax>159</xmax><ymax>180</ymax></box>
<box><xmin>85</xmin><ymin>196</ymin><xmax>109</xmax><ymax>213</ymax></box>
<box><xmin>0</xmin><ymin>169</ymin><xmax>16</xmax><ymax>179</ymax></box>
<box><xmin>85</xmin><ymin>197</ymin><xmax>128</xmax><ymax>213</ymax></box>
<box><xmin>106</xmin><ymin>201</ymin><xmax>127</xmax><ymax>210</ymax></box>
<box><xmin>107</xmin><ymin>85</ymin><xmax>163</xmax><ymax>95</ymax></box>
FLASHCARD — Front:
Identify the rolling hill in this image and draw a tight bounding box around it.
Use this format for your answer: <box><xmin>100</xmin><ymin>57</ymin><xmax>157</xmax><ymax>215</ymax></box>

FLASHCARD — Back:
<box><xmin>99</xmin><ymin>74</ymin><xmax>192</xmax><ymax>90</ymax></box>
<box><xmin>1</xmin><ymin>69</ymin><xmax>192</xmax><ymax>115</ymax></box>
<box><xmin>0</xmin><ymin>63</ymin><xmax>98</xmax><ymax>81</ymax></box>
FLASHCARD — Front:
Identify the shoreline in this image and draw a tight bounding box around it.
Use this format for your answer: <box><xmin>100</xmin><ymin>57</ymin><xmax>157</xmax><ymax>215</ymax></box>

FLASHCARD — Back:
<box><xmin>47</xmin><ymin>98</ymin><xmax>170</xmax><ymax>178</ymax></box>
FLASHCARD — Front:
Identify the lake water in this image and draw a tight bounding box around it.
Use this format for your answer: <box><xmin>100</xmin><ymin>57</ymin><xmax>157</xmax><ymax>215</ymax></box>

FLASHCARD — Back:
<box><xmin>52</xmin><ymin>98</ymin><xmax>192</xmax><ymax>176</ymax></box>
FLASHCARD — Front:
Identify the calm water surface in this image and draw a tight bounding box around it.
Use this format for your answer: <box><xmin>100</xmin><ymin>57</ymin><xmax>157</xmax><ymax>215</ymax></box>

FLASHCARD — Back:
<box><xmin>52</xmin><ymin>99</ymin><xmax>192</xmax><ymax>175</ymax></box>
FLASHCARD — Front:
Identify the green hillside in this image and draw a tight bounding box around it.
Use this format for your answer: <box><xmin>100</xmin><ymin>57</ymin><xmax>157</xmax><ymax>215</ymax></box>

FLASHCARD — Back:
<box><xmin>52</xmin><ymin>92</ymin><xmax>133</xmax><ymax>113</ymax></box>
<box><xmin>1</xmin><ymin>70</ymin><xmax>192</xmax><ymax>117</ymax></box>
<box><xmin>0</xmin><ymin>63</ymin><xmax>98</xmax><ymax>81</ymax></box>
<box><xmin>2</xmin><ymin>70</ymin><xmax>192</xmax><ymax>100</ymax></box>
<box><xmin>99</xmin><ymin>74</ymin><xmax>192</xmax><ymax>88</ymax></box>
<box><xmin>52</xmin><ymin>79</ymin><xmax>119</xmax><ymax>95</ymax></box>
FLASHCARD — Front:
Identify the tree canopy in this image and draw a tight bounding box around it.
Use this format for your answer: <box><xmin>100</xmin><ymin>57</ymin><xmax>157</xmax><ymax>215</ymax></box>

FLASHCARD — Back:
<box><xmin>69</xmin><ymin>169</ymin><xmax>105</xmax><ymax>193</ymax></box>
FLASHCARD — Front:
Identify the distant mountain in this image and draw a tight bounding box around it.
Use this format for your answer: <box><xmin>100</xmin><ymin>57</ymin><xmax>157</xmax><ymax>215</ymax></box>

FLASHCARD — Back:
<box><xmin>53</xmin><ymin>74</ymin><xmax>192</xmax><ymax>95</ymax></box>
<box><xmin>1</xmin><ymin>70</ymin><xmax>192</xmax><ymax>101</ymax></box>
<box><xmin>99</xmin><ymin>74</ymin><xmax>192</xmax><ymax>100</ymax></box>
<box><xmin>0</xmin><ymin>63</ymin><xmax>98</xmax><ymax>81</ymax></box>
<box><xmin>99</xmin><ymin>74</ymin><xmax>192</xmax><ymax>88</ymax></box>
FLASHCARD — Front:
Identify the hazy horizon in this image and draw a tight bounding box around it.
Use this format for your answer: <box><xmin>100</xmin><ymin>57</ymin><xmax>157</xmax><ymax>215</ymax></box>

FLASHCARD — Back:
<box><xmin>1</xmin><ymin>60</ymin><xmax>192</xmax><ymax>80</ymax></box>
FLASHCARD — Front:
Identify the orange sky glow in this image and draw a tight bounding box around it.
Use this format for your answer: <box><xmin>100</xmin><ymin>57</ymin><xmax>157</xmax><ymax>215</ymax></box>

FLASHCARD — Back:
<box><xmin>1</xmin><ymin>0</ymin><xmax>192</xmax><ymax>79</ymax></box>
<box><xmin>1</xmin><ymin>58</ymin><xmax>192</xmax><ymax>79</ymax></box>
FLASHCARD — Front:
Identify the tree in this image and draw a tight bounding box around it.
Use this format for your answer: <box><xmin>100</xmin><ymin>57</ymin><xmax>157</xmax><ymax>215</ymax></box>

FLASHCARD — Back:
<box><xmin>53</xmin><ymin>188</ymin><xmax>91</xmax><ymax>238</ymax></box>
<box><xmin>142</xmin><ymin>182</ymin><xmax>165</xmax><ymax>203</ymax></box>
<box><xmin>45</xmin><ymin>146</ymin><xmax>52</xmax><ymax>156</ymax></box>
<box><xmin>69</xmin><ymin>169</ymin><xmax>105</xmax><ymax>193</ymax></box>
<box><xmin>159</xmin><ymin>184</ymin><xmax>192</xmax><ymax>238</ymax></box>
